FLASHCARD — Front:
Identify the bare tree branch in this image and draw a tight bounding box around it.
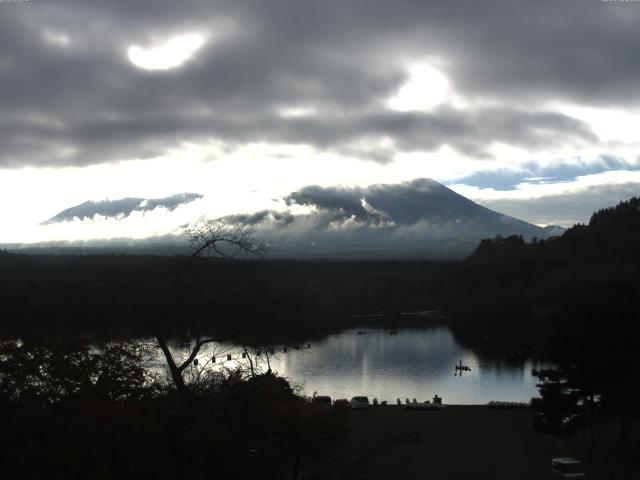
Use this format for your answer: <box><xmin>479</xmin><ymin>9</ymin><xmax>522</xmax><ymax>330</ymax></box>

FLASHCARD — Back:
<box><xmin>150</xmin><ymin>222</ymin><xmax>267</xmax><ymax>401</ymax></box>
<box><xmin>177</xmin><ymin>337</ymin><xmax>219</xmax><ymax>373</ymax></box>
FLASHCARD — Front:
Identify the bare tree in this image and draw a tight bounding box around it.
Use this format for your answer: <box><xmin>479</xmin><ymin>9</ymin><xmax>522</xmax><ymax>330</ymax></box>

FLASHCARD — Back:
<box><xmin>149</xmin><ymin>221</ymin><xmax>266</xmax><ymax>403</ymax></box>
<box><xmin>167</xmin><ymin>222</ymin><xmax>265</xmax><ymax>304</ymax></box>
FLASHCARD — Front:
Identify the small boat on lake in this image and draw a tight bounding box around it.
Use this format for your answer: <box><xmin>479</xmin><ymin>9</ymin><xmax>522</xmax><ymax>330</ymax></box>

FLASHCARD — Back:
<box><xmin>455</xmin><ymin>360</ymin><xmax>471</xmax><ymax>372</ymax></box>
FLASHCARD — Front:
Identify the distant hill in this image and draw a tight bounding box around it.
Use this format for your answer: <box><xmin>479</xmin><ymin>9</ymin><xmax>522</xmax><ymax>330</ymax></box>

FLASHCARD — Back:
<box><xmin>43</xmin><ymin>193</ymin><xmax>203</xmax><ymax>224</ymax></box>
<box><xmin>27</xmin><ymin>179</ymin><xmax>563</xmax><ymax>259</ymax></box>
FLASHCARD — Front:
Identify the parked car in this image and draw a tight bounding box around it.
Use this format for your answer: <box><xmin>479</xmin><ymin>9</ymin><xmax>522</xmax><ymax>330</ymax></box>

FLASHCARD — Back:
<box><xmin>312</xmin><ymin>395</ymin><xmax>332</xmax><ymax>406</ymax></box>
<box><xmin>550</xmin><ymin>457</ymin><xmax>586</xmax><ymax>479</ymax></box>
<box><xmin>350</xmin><ymin>396</ymin><xmax>370</xmax><ymax>409</ymax></box>
<box><xmin>332</xmin><ymin>399</ymin><xmax>350</xmax><ymax>410</ymax></box>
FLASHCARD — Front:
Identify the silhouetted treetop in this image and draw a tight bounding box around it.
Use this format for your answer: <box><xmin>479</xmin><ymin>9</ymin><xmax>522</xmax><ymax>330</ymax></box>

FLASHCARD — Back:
<box><xmin>468</xmin><ymin>196</ymin><xmax>640</xmax><ymax>265</ymax></box>
<box><xmin>589</xmin><ymin>196</ymin><xmax>640</xmax><ymax>232</ymax></box>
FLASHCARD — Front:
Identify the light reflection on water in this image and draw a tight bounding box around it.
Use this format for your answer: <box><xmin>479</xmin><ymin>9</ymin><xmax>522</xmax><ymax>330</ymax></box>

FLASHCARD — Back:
<box><xmin>157</xmin><ymin>327</ymin><xmax>546</xmax><ymax>405</ymax></box>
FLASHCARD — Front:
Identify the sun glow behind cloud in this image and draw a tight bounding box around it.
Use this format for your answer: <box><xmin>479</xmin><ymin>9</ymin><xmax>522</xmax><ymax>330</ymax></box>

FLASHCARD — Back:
<box><xmin>387</xmin><ymin>63</ymin><xmax>450</xmax><ymax>111</ymax></box>
<box><xmin>128</xmin><ymin>33</ymin><xmax>206</xmax><ymax>70</ymax></box>
<box><xmin>278</xmin><ymin>106</ymin><xmax>318</xmax><ymax>118</ymax></box>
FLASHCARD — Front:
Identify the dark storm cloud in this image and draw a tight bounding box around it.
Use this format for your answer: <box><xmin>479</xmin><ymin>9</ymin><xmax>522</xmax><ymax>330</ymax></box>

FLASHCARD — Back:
<box><xmin>0</xmin><ymin>105</ymin><xmax>596</xmax><ymax>166</ymax></box>
<box><xmin>1</xmin><ymin>0</ymin><xmax>636</xmax><ymax>168</ymax></box>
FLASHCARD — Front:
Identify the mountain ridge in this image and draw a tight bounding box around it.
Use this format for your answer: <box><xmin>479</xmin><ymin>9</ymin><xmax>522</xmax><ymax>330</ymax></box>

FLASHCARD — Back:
<box><xmin>31</xmin><ymin>179</ymin><xmax>564</xmax><ymax>259</ymax></box>
<box><xmin>43</xmin><ymin>193</ymin><xmax>203</xmax><ymax>224</ymax></box>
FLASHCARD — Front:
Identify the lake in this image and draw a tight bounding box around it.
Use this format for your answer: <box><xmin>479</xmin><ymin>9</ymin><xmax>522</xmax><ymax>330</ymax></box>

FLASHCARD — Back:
<box><xmin>163</xmin><ymin>326</ymin><xmax>546</xmax><ymax>405</ymax></box>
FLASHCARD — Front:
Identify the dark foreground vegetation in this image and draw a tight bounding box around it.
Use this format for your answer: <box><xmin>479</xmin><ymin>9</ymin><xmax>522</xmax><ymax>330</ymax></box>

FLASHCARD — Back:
<box><xmin>1</xmin><ymin>198</ymin><xmax>639</xmax><ymax>478</ymax></box>
<box><xmin>0</xmin><ymin>340</ymin><xmax>347</xmax><ymax>479</ymax></box>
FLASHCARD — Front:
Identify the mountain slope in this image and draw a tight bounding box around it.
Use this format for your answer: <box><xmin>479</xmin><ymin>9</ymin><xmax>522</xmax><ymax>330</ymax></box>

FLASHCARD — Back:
<box><xmin>283</xmin><ymin>179</ymin><xmax>546</xmax><ymax>237</ymax></box>
<box><xmin>221</xmin><ymin>179</ymin><xmax>559</xmax><ymax>258</ymax></box>
<box><xmin>37</xmin><ymin>179</ymin><xmax>559</xmax><ymax>258</ymax></box>
<box><xmin>44</xmin><ymin>193</ymin><xmax>202</xmax><ymax>224</ymax></box>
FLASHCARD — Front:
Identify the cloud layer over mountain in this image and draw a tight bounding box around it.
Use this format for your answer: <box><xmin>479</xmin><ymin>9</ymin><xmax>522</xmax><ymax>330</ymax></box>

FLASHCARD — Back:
<box><xmin>41</xmin><ymin>179</ymin><xmax>560</xmax><ymax>258</ymax></box>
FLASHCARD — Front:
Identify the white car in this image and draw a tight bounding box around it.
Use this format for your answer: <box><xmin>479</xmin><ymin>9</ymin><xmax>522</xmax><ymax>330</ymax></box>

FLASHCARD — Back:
<box><xmin>550</xmin><ymin>458</ymin><xmax>586</xmax><ymax>479</ymax></box>
<box><xmin>350</xmin><ymin>396</ymin><xmax>370</xmax><ymax>409</ymax></box>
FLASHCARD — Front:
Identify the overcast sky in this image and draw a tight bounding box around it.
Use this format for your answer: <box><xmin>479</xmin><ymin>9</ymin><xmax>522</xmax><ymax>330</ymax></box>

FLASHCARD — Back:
<box><xmin>1</xmin><ymin>0</ymin><xmax>639</xmax><ymax>243</ymax></box>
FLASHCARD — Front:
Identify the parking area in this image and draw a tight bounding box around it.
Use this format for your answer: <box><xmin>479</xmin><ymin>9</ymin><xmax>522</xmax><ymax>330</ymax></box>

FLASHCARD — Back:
<box><xmin>335</xmin><ymin>406</ymin><xmax>604</xmax><ymax>480</ymax></box>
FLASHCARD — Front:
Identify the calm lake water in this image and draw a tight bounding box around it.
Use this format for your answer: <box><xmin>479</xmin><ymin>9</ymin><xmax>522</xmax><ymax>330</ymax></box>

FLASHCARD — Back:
<box><xmin>163</xmin><ymin>326</ymin><xmax>546</xmax><ymax>405</ymax></box>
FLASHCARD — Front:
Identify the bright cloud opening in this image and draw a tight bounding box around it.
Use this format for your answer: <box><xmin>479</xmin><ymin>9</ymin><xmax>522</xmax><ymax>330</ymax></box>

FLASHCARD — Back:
<box><xmin>278</xmin><ymin>106</ymin><xmax>318</xmax><ymax>118</ymax></box>
<box><xmin>387</xmin><ymin>63</ymin><xmax>450</xmax><ymax>112</ymax></box>
<box><xmin>43</xmin><ymin>31</ymin><xmax>71</xmax><ymax>48</ymax></box>
<box><xmin>128</xmin><ymin>33</ymin><xmax>206</xmax><ymax>71</ymax></box>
